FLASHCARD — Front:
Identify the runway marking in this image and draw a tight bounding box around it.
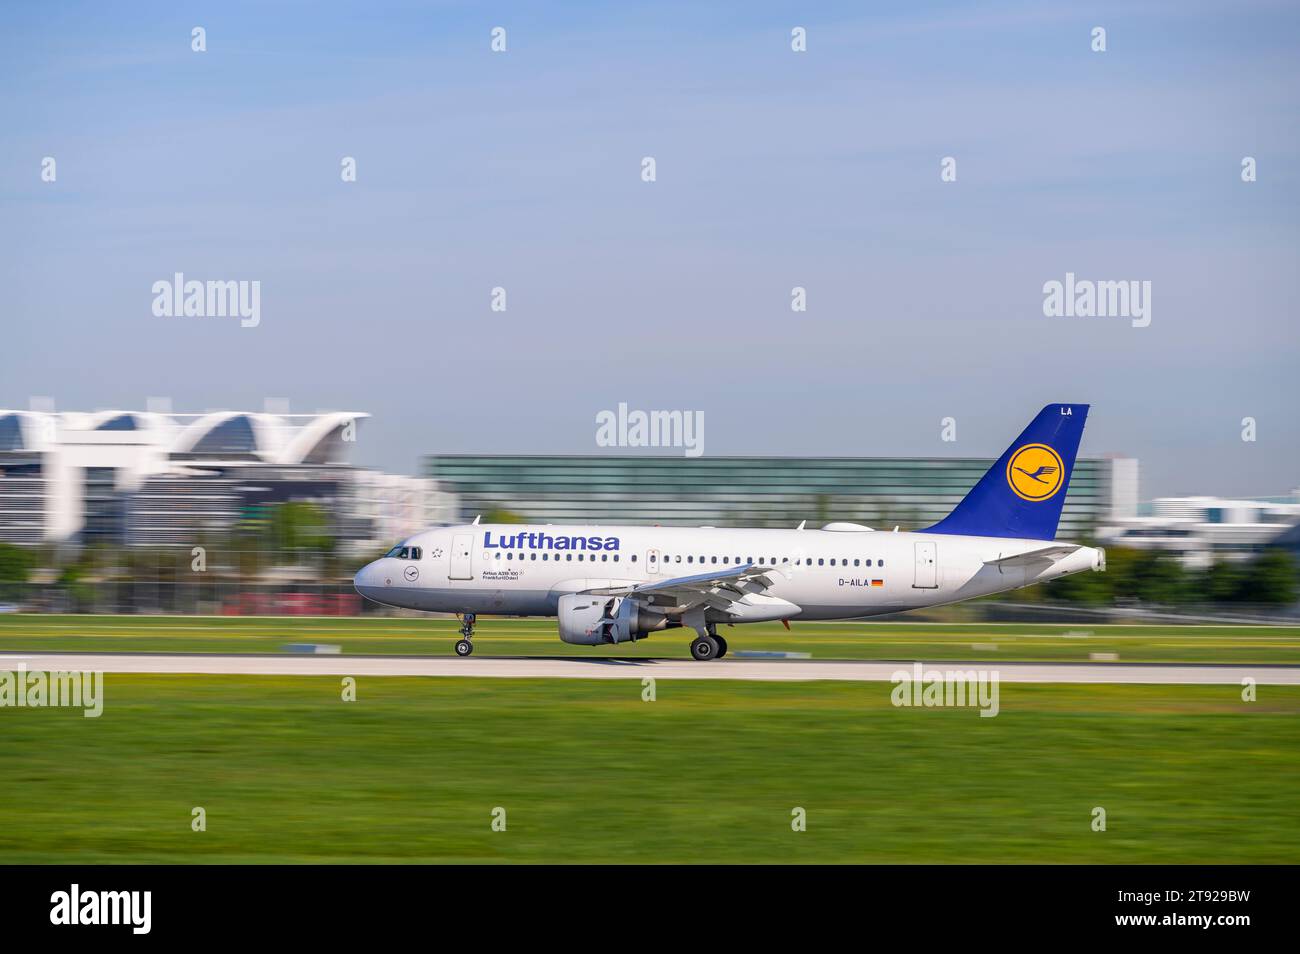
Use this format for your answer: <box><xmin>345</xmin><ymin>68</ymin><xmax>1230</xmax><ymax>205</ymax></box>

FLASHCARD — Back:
<box><xmin>3</xmin><ymin>653</ymin><xmax>1298</xmax><ymax>685</ymax></box>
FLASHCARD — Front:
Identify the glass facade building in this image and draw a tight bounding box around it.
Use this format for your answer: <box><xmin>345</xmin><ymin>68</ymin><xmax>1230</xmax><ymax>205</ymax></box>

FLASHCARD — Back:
<box><xmin>425</xmin><ymin>455</ymin><xmax>1117</xmax><ymax>540</ymax></box>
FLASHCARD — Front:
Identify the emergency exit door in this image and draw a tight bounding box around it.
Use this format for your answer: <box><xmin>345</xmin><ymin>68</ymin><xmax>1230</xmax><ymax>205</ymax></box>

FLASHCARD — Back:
<box><xmin>913</xmin><ymin>541</ymin><xmax>938</xmax><ymax>588</ymax></box>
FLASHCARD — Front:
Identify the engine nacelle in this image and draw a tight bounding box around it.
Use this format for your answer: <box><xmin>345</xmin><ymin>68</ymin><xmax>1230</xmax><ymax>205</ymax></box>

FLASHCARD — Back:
<box><xmin>557</xmin><ymin>594</ymin><xmax>670</xmax><ymax>645</ymax></box>
<box><xmin>557</xmin><ymin>594</ymin><xmax>610</xmax><ymax>645</ymax></box>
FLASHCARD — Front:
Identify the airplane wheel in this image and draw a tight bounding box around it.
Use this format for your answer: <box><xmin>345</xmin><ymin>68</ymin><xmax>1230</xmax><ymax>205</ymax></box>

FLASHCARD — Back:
<box><xmin>454</xmin><ymin>639</ymin><xmax>474</xmax><ymax>657</ymax></box>
<box><xmin>690</xmin><ymin>636</ymin><xmax>719</xmax><ymax>661</ymax></box>
<box><xmin>713</xmin><ymin>635</ymin><xmax>728</xmax><ymax>658</ymax></box>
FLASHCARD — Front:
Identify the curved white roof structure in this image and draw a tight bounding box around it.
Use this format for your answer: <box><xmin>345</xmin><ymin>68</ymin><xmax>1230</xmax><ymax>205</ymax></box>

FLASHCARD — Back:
<box><xmin>0</xmin><ymin>408</ymin><xmax>445</xmax><ymax>549</ymax></box>
<box><xmin>88</xmin><ymin>409</ymin><xmax>176</xmax><ymax>436</ymax></box>
<box><xmin>170</xmin><ymin>411</ymin><xmax>275</xmax><ymax>459</ymax></box>
<box><xmin>1</xmin><ymin>408</ymin><xmax>367</xmax><ymax>464</ymax></box>
<box><xmin>167</xmin><ymin>411</ymin><xmax>369</xmax><ymax>464</ymax></box>
<box><xmin>279</xmin><ymin>411</ymin><xmax>368</xmax><ymax>465</ymax></box>
<box><xmin>0</xmin><ymin>410</ymin><xmax>59</xmax><ymax>452</ymax></box>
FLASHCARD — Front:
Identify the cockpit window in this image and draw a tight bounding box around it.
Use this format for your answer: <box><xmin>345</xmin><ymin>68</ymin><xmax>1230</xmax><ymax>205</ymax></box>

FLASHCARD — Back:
<box><xmin>385</xmin><ymin>545</ymin><xmax>412</xmax><ymax>559</ymax></box>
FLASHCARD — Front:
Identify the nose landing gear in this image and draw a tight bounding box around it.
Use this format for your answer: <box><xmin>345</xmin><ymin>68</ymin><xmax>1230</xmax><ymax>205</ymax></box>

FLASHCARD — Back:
<box><xmin>454</xmin><ymin>613</ymin><xmax>476</xmax><ymax>657</ymax></box>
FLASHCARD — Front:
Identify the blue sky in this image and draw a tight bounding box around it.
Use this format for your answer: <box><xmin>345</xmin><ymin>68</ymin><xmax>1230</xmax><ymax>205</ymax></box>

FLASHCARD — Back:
<box><xmin>2</xmin><ymin>1</ymin><xmax>1297</xmax><ymax>498</ymax></box>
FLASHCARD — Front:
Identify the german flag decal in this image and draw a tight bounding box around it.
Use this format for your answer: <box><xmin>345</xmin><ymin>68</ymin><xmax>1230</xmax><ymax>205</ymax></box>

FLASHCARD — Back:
<box><xmin>871</xmin><ymin>579</ymin><xmax>884</xmax><ymax>587</ymax></box>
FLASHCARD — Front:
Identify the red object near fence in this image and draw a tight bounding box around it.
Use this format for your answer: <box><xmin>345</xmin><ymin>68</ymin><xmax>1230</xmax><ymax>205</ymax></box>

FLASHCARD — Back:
<box><xmin>222</xmin><ymin>592</ymin><xmax>362</xmax><ymax>616</ymax></box>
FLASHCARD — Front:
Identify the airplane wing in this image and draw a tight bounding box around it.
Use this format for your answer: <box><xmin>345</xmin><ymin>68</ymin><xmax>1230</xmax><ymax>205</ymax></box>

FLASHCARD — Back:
<box><xmin>983</xmin><ymin>545</ymin><xmax>1079</xmax><ymax>568</ymax></box>
<box><xmin>585</xmin><ymin>563</ymin><xmax>778</xmax><ymax>612</ymax></box>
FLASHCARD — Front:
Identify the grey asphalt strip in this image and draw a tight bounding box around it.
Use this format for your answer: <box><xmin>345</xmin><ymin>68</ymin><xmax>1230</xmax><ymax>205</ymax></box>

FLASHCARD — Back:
<box><xmin>1</xmin><ymin>652</ymin><xmax>1296</xmax><ymax>685</ymax></box>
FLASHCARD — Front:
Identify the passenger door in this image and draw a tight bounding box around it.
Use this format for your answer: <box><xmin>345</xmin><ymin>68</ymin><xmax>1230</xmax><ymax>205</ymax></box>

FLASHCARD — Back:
<box><xmin>449</xmin><ymin>533</ymin><xmax>474</xmax><ymax>580</ymax></box>
<box><xmin>913</xmin><ymin>541</ymin><xmax>938</xmax><ymax>589</ymax></box>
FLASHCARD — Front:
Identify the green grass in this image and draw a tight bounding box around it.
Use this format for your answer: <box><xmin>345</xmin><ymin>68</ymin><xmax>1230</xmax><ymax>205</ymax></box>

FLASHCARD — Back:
<box><xmin>1</xmin><ymin>675</ymin><xmax>1296</xmax><ymax>863</ymax></box>
<box><xmin>1</xmin><ymin>614</ymin><xmax>1299</xmax><ymax>664</ymax></box>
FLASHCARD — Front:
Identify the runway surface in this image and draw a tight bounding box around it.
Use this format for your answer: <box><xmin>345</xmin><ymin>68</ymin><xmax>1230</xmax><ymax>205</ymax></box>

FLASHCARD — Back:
<box><xmin>3</xmin><ymin>652</ymin><xmax>1299</xmax><ymax>684</ymax></box>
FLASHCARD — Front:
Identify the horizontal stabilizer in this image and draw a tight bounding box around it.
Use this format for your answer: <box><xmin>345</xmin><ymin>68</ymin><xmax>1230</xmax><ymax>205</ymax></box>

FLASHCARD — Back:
<box><xmin>983</xmin><ymin>545</ymin><xmax>1079</xmax><ymax>568</ymax></box>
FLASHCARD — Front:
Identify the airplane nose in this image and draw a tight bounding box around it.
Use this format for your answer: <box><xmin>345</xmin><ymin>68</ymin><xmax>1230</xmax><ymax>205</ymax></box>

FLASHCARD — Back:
<box><xmin>353</xmin><ymin>562</ymin><xmax>385</xmax><ymax>602</ymax></box>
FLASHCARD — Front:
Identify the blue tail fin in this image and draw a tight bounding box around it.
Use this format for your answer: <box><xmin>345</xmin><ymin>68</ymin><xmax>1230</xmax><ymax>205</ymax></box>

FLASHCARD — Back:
<box><xmin>920</xmin><ymin>404</ymin><xmax>1090</xmax><ymax>541</ymax></box>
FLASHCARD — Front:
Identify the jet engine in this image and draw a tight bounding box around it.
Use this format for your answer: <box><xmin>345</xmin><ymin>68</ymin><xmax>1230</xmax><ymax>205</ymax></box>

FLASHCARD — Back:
<box><xmin>557</xmin><ymin>594</ymin><xmax>671</xmax><ymax>645</ymax></box>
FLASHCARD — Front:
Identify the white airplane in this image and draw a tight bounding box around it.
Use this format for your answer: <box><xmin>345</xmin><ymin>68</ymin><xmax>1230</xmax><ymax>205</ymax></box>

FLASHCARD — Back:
<box><xmin>354</xmin><ymin>404</ymin><xmax>1105</xmax><ymax>660</ymax></box>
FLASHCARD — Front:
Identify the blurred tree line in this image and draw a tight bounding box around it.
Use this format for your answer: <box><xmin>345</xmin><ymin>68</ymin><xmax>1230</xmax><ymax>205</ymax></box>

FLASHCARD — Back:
<box><xmin>1043</xmin><ymin>547</ymin><xmax>1297</xmax><ymax>606</ymax></box>
<box><xmin>0</xmin><ymin>500</ymin><xmax>347</xmax><ymax>584</ymax></box>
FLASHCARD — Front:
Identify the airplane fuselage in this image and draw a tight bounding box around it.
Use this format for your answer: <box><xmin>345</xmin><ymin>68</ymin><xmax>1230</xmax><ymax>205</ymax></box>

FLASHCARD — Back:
<box><xmin>354</xmin><ymin>522</ymin><xmax>1104</xmax><ymax>621</ymax></box>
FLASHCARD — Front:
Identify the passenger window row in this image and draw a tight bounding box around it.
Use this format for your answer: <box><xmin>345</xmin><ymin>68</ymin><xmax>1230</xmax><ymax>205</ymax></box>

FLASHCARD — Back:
<box><xmin>493</xmin><ymin>552</ymin><xmax>631</xmax><ymax>563</ymax></box>
<box><xmin>404</xmin><ymin>545</ymin><xmax>881</xmax><ymax>570</ymax></box>
<box><xmin>656</xmin><ymin>554</ymin><xmax>884</xmax><ymax>569</ymax></box>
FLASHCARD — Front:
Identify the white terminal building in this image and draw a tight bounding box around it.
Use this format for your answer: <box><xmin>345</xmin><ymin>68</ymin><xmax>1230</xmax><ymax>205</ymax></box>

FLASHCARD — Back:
<box><xmin>1097</xmin><ymin>490</ymin><xmax>1300</xmax><ymax>569</ymax></box>
<box><xmin>0</xmin><ymin>408</ymin><xmax>457</xmax><ymax>555</ymax></box>
<box><xmin>1091</xmin><ymin>457</ymin><xmax>1300</xmax><ymax>569</ymax></box>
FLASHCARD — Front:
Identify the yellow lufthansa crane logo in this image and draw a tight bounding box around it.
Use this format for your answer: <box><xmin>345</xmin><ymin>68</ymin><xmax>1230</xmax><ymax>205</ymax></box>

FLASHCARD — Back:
<box><xmin>1006</xmin><ymin>444</ymin><xmax>1065</xmax><ymax>501</ymax></box>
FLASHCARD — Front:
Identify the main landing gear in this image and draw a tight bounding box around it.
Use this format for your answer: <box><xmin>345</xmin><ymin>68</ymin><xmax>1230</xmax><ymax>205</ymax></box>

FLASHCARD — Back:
<box><xmin>689</xmin><ymin>624</ymin><xmax>728</xmax><ymax>661</ymax></box>
<box><xmin>454</xmin><ymin>613</ymin><xmax>477</xmax><ymax>657</ymax></box>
